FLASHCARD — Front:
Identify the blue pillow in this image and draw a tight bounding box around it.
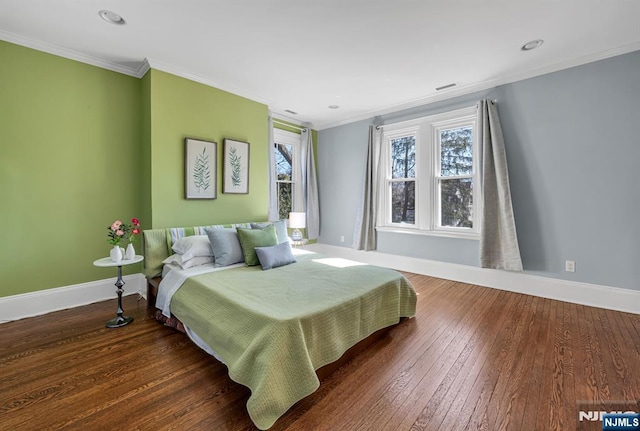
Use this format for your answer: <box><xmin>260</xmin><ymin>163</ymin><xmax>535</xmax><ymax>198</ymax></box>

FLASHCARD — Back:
<box><xmin>250</xmin><ymin>220</ymin><xmax>288</xmax><ymax>244</ymax></box>
<box><xmin>254</xmin><ymin>241</ymin><xmax>297</xmax><ymax>270</ymax></box>
<box><xmin>205</xmin><ymin>228</ymin><xmax>244</xmax><ymax>267</ymax></box>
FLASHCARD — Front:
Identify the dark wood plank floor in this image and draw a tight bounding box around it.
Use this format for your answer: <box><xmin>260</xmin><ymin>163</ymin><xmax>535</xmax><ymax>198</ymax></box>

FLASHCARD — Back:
<box><xmin>1</xmin><ymin>274</ymin><xmax>638</xmax><ymax>430</ymax></box>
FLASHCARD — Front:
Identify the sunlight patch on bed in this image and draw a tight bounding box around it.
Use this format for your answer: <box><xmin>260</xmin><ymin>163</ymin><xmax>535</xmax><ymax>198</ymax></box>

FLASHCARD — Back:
<box><xmin>312</xmin><ymin>258</ymin><xmax>368</xmax><ymax>268</ymax></box>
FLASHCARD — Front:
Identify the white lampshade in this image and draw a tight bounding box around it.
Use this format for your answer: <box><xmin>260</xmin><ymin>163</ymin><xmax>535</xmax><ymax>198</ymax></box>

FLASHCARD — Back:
<box><xmin>288</xmin><ymin>212</ymin><xmax>306</xmax><ymax>229</ymax></box>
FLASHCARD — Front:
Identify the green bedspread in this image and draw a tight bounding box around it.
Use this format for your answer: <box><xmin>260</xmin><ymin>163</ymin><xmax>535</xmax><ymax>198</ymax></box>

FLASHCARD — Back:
<box><xmin>170</xmin><ymin>252</ymin><xmax>417</xmax><ymax>430</ymax></box>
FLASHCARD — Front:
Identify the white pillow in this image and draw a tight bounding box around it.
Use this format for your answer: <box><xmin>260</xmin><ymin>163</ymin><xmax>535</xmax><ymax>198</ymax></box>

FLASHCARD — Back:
<box><xmin>171</xmin><ymin>235</ymin><xmax>213</xmax><ymax>261</ymax></box>
<box><xmin>163</xmin><ymin>253</ymin><xmax>214</xmax><ymax>270</ymax></box>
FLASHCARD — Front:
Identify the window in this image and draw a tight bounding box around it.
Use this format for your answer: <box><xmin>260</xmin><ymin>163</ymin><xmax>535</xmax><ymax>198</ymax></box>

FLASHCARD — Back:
<box><xmin>389</xmin><ymin>134</ymin><xmax>417</xmax><ymax>224</ymax></box>
<box><xmin>273</xmin><ymin>128</ymin><xmax>301</xmax><ymax>220</ymax></box>
<box><xmin>378</xmin><ymin>106</ymin><xmax>480</xmax><ymax>238</ymax></box>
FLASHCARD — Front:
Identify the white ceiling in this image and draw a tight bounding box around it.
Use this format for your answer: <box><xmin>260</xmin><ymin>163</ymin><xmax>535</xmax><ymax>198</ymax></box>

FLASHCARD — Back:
<box><xmin>1</xmin><ymin>1</ymin><xmax>639</xmax><ymax>130</ymax></box>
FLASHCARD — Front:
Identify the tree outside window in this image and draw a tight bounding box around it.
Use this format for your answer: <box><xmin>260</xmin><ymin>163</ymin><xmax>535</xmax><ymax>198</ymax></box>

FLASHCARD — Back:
<box><xmin>438</xmin><ymin>126</ymin><xmax>473</xmax><ymax>228</ymax></box>
<box><xmin>390</xmin><ymin>136</ymin><xmax>416</xmax><ymax>224</ymax></box>
<box><xmin>275</xmin><ymin>143</ymin><xmax>294</xmax><ymax>221</ymax></box>
<box><xmin>273</xmin><ymin>127</ymin><xmax>302</xmax><ymax>221</ymax></box>
<box><xmin>379</xmin><ymin>106</ymin><xmax>479</xmax><ymax>238</ymax></box>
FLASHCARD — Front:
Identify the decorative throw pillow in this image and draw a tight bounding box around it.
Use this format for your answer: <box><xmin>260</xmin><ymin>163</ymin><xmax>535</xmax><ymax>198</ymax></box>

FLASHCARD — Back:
<box><xmin>250</xmin><ymin>220</ymin><xmax>288</xmax><ymax>244</ymax></box>
<box><xmin>171</xmin><ymin>235</ymin><xmax>213</xmax><ymax>261</ymax></box>
<box><xmin>237</xmin><ymin>224</ymin><xmax>278</xmax><ymax>266</ymax></box>
<box><xmin>255</xmin><ymin>241</ymin><xmax>297</xmax><ymax>270</ymax></box>
<box><xmin>206</xmin><ymin>228</ymin><xmax>244</xmax><ymax>267</ymax></box>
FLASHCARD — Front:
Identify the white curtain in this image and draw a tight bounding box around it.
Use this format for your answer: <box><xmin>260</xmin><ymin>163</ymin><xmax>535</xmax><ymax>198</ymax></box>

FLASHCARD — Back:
<box><xmin>353</xmin><ymin>125</ymin><xmax>382</xmax><ymax>250</ymax></box>
<box><xmin>300</xmin><ymin>126</ymin><xmax>320</xmax><ymax>239</ymax></box>
<box><xmin>478</xmin><ymin>100</ymin><xmax>523</xmax><ymax>271</ymax></box>
<box><xmin>267</xmin><ymin>116</ymin><xmax>279</xmax><ymax>221</ymax></box>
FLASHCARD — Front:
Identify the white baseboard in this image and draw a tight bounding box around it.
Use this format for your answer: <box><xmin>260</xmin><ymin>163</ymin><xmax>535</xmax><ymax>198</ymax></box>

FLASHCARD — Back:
<box><xmin>3</xmin><ymin>247</ymin><xmax>637</xmax><ymax>324</ymax></box>
<box><xmin>0</xmin><ymin>274</ymin><xmax>147</xmax><ymax>324</ymax></box>
<box><xmin>307</xmin><ymin>244</ymin><xmax>640</xmax><ymax>315</ymax></box>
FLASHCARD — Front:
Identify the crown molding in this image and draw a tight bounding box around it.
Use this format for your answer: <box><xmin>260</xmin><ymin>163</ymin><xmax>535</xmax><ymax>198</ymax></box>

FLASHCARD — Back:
<box><xmin>270</xmin><ymin>113</ymin><xmax>304</xmax><ymax>127</ymax></box>
<box><xmin>0</xmin><ymin>29</ymin><xmax>144</xmax><ymax>78</ymax></box>
<box><xmin>2</xmin><ymin>29</ymin><xmax>638</xmax><ymax>131</ymax></box>
<box><xmin>315</xmin><ymin>42</ymin><xmax>640</xmax><ymax>130</ymax></box>
<box><xmin>269</xmin><ymin>111</ymin><xmax>315</xmax><ymax>129</ymax></box>
<box><xmin>145</xmin><ymin>58</ymin><xmax>270</xmax><ymax>106</ymax></box>
<box><xmin>135</xmin><ymin>58</ymin><xmax>151</xmax><ymax>78</ymax></box>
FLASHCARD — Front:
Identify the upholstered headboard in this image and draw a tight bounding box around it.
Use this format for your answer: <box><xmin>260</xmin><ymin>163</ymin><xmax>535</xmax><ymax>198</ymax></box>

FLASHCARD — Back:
<box><xmin>142</xmin><ymin>222</ymin><xmax>263</xmax><ymax>278</ymax></box>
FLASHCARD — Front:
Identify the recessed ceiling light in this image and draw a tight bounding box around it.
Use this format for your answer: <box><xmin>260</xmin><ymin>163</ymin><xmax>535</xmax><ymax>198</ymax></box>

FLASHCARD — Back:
<box><xmin>328</xmin><ymin>105</ymin><xmax>340</xmax><ymax>109</ymax></box>
<box><xmin>521</xmin><ymin>39</ymin><xmax>544</xmax><ymax>51</ymax></box>
<box><xmin>99</xmin><ymin>10</ymin><xmax>126</xmax><ymax>25</ymax></box>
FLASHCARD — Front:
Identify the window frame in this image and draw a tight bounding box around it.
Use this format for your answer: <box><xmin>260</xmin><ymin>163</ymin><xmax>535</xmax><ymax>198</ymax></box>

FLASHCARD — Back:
<box><xmin>377</xmin><ymin>106</ymin><xmax>481</xmax><ymax>239</ymax></box>
<box><xmin>381</xmin><ymin>125</ymin><xmax>421</xmax><ymax>230</ymax></box>
<box><xmin>273</xmin><ymin>128</ymin><xmax>302</xmax><ymax>220</ymax></box>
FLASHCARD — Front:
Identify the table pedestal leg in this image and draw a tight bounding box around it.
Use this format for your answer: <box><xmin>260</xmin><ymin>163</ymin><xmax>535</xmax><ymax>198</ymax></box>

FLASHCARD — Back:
<box><xmin>106</xmin><ymin>265</ymin><xmax>134</xmax><ymax>328</ymax></box>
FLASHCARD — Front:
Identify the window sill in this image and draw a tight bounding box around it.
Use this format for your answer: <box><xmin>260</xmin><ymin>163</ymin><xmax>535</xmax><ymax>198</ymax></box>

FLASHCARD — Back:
<box><xmin>376</xmin><ymin>225</ymin><xmax>480</xmax><ymax>240</ymax></box>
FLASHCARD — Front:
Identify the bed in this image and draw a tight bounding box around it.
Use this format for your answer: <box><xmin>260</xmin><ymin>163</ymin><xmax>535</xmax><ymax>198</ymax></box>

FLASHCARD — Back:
<box><xmin>143</xmin><ymin>223</ymin><xmax>417</xmax><ymax>430</ymax></box>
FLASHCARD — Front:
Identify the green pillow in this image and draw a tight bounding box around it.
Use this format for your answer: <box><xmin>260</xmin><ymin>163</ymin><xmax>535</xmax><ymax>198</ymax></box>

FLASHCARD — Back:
<box><xmin>250</xmin><ymin>220</ymin><xmax>288</xmax><ymax>244</ymax></box>
<box><xmin>237</xmin><ymin>224</ymin><xmax>278</xmax><ymax>266</ymax></box>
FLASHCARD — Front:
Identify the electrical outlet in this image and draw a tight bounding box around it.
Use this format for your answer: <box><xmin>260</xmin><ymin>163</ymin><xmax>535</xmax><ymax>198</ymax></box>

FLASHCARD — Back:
<box><xmin>565</xmin><ymin>260</ymin><xmax>575</xmax><ymax>273</ymax></box>
<box><xmin>340</xmin><ymin>235</ymin><xmax>345</xmax><ymax>243</ymax></box>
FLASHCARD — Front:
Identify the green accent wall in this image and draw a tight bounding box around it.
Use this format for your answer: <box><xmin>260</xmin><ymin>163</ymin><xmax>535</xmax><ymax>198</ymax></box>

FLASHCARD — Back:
<box><xmin>0</xmin><ymin>41</ymin><xmax>144</xmax><ymax>297</ymax></box>
<box><xmin>147</xmin><ymin>70</ymin><xmax>269</xmax><ymax>228</ymax></box>
<box><xmin>0</xmin><ymin>40</ymin><xmax>312</xmax><ymax>299</ymax></box>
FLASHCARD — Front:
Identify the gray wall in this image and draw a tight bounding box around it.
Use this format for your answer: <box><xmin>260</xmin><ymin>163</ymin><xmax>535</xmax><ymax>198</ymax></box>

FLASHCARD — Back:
<box><xmin>317</xmin><ymin>50</ymin><xmax>640</xmax><ymax>291</ymax></box>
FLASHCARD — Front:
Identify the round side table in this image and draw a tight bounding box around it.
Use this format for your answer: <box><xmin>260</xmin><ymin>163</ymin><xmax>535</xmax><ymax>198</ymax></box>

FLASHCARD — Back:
<box><xmin>93</xmin><ymin>255</ymin><xmax>144</xmax><ymax>328</ymax></box>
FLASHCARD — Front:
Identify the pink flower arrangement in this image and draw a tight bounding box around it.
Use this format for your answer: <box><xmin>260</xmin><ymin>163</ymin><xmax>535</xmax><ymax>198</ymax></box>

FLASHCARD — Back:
<box><xmin>107</xmin><ymin>218</ymin><xmax>141</xmax><ymax>246</ymax></box>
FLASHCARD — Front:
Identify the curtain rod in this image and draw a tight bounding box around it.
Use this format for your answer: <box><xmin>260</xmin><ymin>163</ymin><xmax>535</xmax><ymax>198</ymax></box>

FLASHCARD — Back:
<box><xmin>375</xmin><ymin>99</ymin><xmax>498</xmax><ymax>130</ymax></box>
<box><xmin>273</xmin><ymin>119</ymin><xmax>307</xmax><ymax>132</ymax></box>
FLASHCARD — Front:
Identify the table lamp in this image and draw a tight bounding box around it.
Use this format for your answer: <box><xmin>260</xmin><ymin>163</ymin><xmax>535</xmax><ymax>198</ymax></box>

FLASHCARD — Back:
<box><xmin>289</xmin><ymin>212</ymin><xmax>306</xmax><ymax>242</ymax></box>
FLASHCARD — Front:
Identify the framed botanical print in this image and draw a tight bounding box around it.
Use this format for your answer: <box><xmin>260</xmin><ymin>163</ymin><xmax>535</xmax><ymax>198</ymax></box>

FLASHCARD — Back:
<box><xmin>223</xmin><ymin>138</ymin><xmax>249</xmax><ymax>194</ymax></box>
<box><xmin>185</xmin><ymin>138</ymin><xmax>217</xmax><ymax>199</ymax></box>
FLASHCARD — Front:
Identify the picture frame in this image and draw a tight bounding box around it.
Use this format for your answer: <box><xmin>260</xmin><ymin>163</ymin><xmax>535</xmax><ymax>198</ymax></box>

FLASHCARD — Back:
<box><xmin>185</xmin><ymin>138</ymin><xmax>217</xmax><ymax>200</ymax></box>
<box><xmin>223</xmin><ymin>138</ymin><xmax>250</xmax><ymax>194</ymax></box>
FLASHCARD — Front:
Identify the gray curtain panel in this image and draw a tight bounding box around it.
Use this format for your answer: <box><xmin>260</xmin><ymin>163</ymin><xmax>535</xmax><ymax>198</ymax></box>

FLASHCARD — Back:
<box><xmin>267</xmin><ymin>116</ymin><xmax>279</xmax><ymax>221</ymax></box>
<box><xmin>300</xmin><ymin>126</ymin><xmax>320</xmax><ymax>240</ymax></box>
<box><xmin>353</xmin><ymin>125</ymin><xmax>382</xmax><ymax>250</ymax></box>
<box><xmin>479</xmin><ymin>100</ymin><xmax>523</xmax><ymax>271</ymax></box>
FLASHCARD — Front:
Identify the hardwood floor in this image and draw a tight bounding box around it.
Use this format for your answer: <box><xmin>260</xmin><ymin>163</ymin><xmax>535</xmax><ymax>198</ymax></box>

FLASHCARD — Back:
<box><xmin>1</xmin><ymin>274</ymin><xmax>638</xmax><ymax>430</ymax></box>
